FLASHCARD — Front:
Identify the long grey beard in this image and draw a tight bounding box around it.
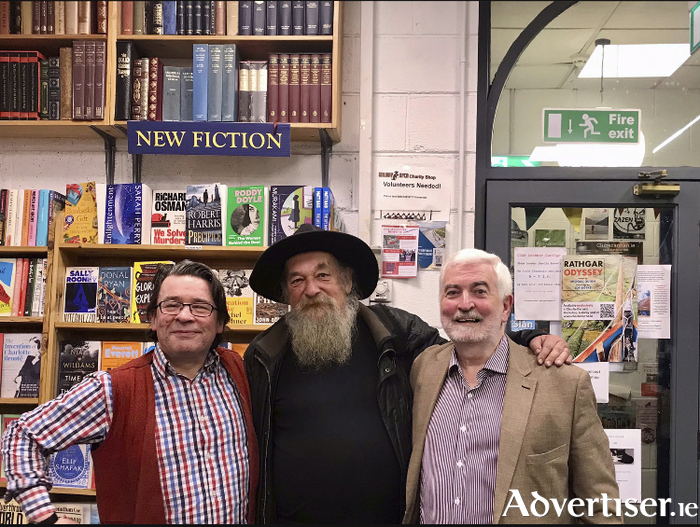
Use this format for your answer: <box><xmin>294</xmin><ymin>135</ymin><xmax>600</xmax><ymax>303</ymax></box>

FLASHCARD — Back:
<box><xmin>286</xmin><ymin>292</ymin><xmax>360</xmax><ymax>370</ymax></box>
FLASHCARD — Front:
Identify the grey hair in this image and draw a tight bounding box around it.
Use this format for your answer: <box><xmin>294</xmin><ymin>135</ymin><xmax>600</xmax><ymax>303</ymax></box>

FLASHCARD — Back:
<box><xmin>439</xmin><ymin>248</ymin><xmax>512</xmax><ymax>300</ymax></box>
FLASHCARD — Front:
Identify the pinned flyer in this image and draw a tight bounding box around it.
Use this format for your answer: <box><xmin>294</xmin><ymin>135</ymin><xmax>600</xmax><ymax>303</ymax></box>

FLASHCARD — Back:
<box><xmin>636</xmin><ymin>265</ymin><xmax>671</xmax><ymax>339</ymax></box>
<box><xmin>381</xmin><ymin>225</ymin><xmax>419</xmax><ymax>278</ymax></box>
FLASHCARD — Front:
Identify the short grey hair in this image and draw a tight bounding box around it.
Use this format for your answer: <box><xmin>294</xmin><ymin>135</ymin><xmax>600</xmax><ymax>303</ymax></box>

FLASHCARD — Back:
<box><xmin>439</xmin><ymin>248</ymin><xmax>512</xmax><ymax>300</ymax></box>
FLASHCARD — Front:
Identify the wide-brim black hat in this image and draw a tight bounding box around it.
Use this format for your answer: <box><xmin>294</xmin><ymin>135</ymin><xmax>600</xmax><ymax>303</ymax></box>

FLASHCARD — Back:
<box><xmin>250</xmin><ymin>224</ymin><xmax>379</xmax><ymax>303</ymax></box>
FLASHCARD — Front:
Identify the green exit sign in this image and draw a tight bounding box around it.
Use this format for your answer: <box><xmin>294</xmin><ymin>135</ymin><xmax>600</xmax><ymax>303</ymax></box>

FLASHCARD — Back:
<box><xmin>543</xmin><ymin>109</ymin><xmax>641</xmax><ymax>144</ymax></box>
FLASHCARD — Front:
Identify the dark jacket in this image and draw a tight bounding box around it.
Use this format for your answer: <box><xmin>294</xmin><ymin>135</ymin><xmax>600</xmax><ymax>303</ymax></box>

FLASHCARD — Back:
<box><xmin>243</xmin><ymin>303</ymin><xmax>541</xmax><ymax>523</ymax></box>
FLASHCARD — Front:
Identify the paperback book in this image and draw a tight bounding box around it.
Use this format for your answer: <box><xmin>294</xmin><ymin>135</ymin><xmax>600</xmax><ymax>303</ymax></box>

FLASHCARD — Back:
<box><xmin>100</xmin><ymin>341</ymin><xmax>143</xmax><ymax>371</ymax></box>
<box><xmin>254</xmin><ymin>295</ymin><xmax>289</xmax><ymax>325</ymax></box>
<box><xmin>63</xmin><ymin>267</ymin><xmax>99</xmax><ymax>322</ymax></box>
<box><xmin>56</xmin><ymin>340</ymin><xmax>100</xmax><ymax>396</ymax></box>
<box><xmin>63</xmin><ymin>182</ymin><xmax>98</xmax><ymax>244</ymax></box>
<box><xmin>0</xmin><ymin>258</ymin><xmax>16</xmax><ymax>315</ymax></box>
<box><xmin>97</xmin><ymin>266</ymin><xmax>132</xmax><ymax>323</ymax></box>
<box><xmin>103</xmin><ymin>183</ymin><xmax>152</xmax><ymax>244</ymax></box>
<box><xmin>151</xmin><ymin>189</ymin><xmax>186</xmax><ymax>245</ymax></box>
<box><xmin>186</xmin><ymin>183</ymin><xmax>226</xmax><ymax>246</ymax></box>
<box><xmin>268</xmin><ymin>185</ymin><xmax>314</xmax><ymax>244</ymax></box>
<box><xmin>226</xmin><ymin>185</ymin><xmax>267</xmax><ymax>246</ymax></box>
<box><xmin>1</xmin><ymin>333</ymin><xmax>42</xmax><ymax>398</ymax></box>
<box><xmin>131</xmin><ymin>261</ymin><xmax>175</xmax><ymax>323</ymax></box>
<box><xmin>48</xmin><ymin>444</ymin><xmax>92</xmax><ymax>489</ymax></box>
<box><xmin>216</xmin><ymin>268</ymin><xmax>255</xmax><ymax>325</ymax></box>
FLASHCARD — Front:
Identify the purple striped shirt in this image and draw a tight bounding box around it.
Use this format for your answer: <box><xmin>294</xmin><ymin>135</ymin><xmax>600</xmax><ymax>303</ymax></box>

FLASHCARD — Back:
<box><xmin>2</xmin><ymin>345</ymin><xmax>250</xmax><ymax>524</ymax></box>
<box><xmin>420</xmin><ymin>336</ymin><xmax>509</xmax><ymax>524</ymax></box>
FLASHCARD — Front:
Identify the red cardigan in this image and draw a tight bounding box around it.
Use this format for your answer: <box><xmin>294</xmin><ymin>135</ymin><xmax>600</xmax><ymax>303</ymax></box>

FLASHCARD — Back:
<box><xmin>91</xmin><ymin>347</ymin><xmax>259</xmax><ymax>524</ymax></box>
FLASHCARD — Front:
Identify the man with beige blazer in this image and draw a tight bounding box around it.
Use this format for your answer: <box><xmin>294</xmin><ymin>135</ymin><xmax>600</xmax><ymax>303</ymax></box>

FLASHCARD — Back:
<box><xmin>404</xmin><ymin>249</ymin><xmax>620</xmax><ymax>524</ymax></box>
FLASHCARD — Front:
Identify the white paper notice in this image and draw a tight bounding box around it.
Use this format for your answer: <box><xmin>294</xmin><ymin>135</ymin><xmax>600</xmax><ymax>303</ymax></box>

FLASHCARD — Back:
<box><xmin>575</xmin><ymin>362</ymin><xmax>609</xmax><ymax>403</ymax></box>
<box><xmin>636</xmin><ymin>265</ymin><xmax>671</xmax><ymax>339</ymax></box>
<box><xmin>513</xmin><ymin>247</ymin><xmax>567</xmax><ymax>321</ymax></box>
<box><xmin>381</xmin><ymin>225</ymin><xmax>419</xmax><ymax>278</ymax></box>
<box><xmin>605</xmin><ymin>429</ymin><xmax>642</xmax><ymax>503</ymax></box>
<box><xmin>374</xmin><ymin>165</ymin><xmax>452</xmax><ymax>222</ymax></box>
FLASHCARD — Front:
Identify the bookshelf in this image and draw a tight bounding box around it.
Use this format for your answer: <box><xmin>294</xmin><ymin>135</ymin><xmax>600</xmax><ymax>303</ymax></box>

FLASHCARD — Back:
<box><xmin>0</xmin><ymin>2</ymin><xmax>344</xmax><ymax>143</ymax></box>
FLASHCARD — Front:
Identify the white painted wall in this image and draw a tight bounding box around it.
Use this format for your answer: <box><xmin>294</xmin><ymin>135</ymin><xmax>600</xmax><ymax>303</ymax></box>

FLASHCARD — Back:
<box><xmin>0</xmin><ymin>1</ymin><xmax>481</xmax><ymax>330</ymax></box>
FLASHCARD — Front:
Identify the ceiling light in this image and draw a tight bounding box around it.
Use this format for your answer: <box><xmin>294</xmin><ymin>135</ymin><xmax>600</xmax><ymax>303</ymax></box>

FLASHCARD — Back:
<box><xmin>652</xmin><ymin>114</ymin><xmax>700</xmax><ymax>153</ymax></box>
<box><xmin>530</xmin><ymin>132</ymin><xmax>646</xmax><ymax>167</ymax></box>
<box><xmin>579</xmin><ymin>44</ymin><xmax>689</xmax><ymax>78</ymax></box>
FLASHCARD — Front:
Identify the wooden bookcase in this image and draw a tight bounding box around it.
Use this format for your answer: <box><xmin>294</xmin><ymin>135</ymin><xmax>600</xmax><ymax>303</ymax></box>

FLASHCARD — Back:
<box><xmin>0</xmin><ymin>2</ymin><xmax>344</xmax><ymax>143</ymax></box>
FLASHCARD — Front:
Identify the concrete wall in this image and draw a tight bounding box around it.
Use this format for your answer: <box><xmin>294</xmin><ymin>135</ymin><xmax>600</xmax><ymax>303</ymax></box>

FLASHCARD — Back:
<box><xmin>0</xmin><ymin>1</ymin><xmax>480</xmax><ymax>330</ymax></box>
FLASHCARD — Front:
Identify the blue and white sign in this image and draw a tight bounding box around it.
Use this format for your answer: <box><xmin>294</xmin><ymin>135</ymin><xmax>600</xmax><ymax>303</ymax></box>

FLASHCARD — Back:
<box><xmin>127</xmin><ymin>121</ymin><xmax>291</xmax><ymax>157</ymax></box>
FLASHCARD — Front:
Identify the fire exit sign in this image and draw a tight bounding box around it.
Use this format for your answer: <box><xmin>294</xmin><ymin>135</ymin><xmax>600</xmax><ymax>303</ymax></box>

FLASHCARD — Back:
<box><xmin>543</xmin><ymin>109</ymin><xmax>641</xmax><ymax>144</ymax></box>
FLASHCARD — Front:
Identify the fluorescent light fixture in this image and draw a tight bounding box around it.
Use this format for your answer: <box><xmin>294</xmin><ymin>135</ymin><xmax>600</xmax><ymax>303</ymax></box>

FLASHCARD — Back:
<box><xmin>653</xmin><ymin>114</ymin><xmax>700</xmax><ymax>153</ymax></box>
<box><xmin>579</xmin><ymin>44</ymin><xmax>689</xmax><ymax>78</ymax></box>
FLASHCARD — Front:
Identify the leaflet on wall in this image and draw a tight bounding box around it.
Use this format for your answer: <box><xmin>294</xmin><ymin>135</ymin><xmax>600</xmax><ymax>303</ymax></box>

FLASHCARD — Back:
<box><xmin>513</xmin><ymin>247</ymin><xmax>567</xmax><ymax>321</ymax></box>
<box><xmin>561</xmin><ymin>255</ymin><xmax>638</xmax><ymax>363</ymax></box>
<box><xmin>374</xmin><ymin>165</ymin><xmax>451</xmax><ymax>221</ymax></box>
<box><xmin>581</xmin><ymin>208</ymin><xmax>610</xmax><ymax>240</ymax></box>
<box><xmin>417</xmin><ymin>221</ymin><xmax>446</xmax><ymax>270</ymax></box>
<box><xmin>613</xmin><ymin>208</ymin><xmax>646</xmax><ymax>240</ymax></box>
<box><xmin>534</xmin><ymin>229</ymin><xmax>566</xmax><ymax>247</ymax></box>
<box><xmin>636</xmin><ymin>265</ymin><xmax>671</xmax><ymax>339</ymax></box>
<box><xmin>575</xmin><ymin>362</ymin><xmax>609</xmax><ymax>403</ymax></box>
<box><xmin>605</xmin><ymin>429</ymin><xmax>642</xmax><ymax>503</ymax></box>
<box><xmin>576</xmin><ymin>240</ymin><xmax>643</xmax><ymax>261</ymax></box>
<box><xmin>381</xmin><ymin>225</ymin><xmax>418</xmax><ymax>278</ymax></box>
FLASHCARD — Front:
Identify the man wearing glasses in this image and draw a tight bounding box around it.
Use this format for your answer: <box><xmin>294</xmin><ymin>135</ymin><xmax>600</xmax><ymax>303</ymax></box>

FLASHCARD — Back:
<box><xmin>2</xmin><ymin>260</ymin><xmax>258</xmax><ymax>525</ymax></box>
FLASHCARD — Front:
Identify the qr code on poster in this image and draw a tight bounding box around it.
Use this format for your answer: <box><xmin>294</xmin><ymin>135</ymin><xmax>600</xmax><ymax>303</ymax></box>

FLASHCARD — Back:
<box><xmin>599</xmin><ymin>303</ymin><xmax>615</xmax><ymax>319</ymax></box>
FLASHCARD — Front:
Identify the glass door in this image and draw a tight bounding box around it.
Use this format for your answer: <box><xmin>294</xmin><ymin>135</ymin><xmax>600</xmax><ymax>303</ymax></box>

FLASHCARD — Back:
<box><xmin>485</xmin><ymin>178</ymin><xmax>700</xmax><ymax>523</ymax></box>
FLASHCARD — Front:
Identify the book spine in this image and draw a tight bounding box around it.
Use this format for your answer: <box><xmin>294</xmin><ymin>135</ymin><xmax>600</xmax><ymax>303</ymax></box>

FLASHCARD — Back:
<box><xmin>319</xmin><ymin>0</ymin><xmax>332</xmax><ymax>35</ymax></box>
<box><xmin>0</xmin><ymin>2</ymin><xmax>10</xmax><ymax>34</ymax></box>
<box><xmin>130</xmin><ymin>58</ymin><xmax>143</xmax><ymax>119</ymax></box>
<box><xmin>21</xmin><ymin>0</ymin><xmax>32</xmax><ymax>34</ymax></box>
<box><xmin>59</xmin><ymin>46</ymin><xmax>72</xmax><ymax>120</ymax></box>
<box><xmin>251</xmin><ymin>0</ymin><xmax>263</xmax><ymax>35</ymax></box>
<box><xmin>18</xmin><ymin>52</ymin><xmax>27</xmax><ymax>119</ymax></box>
<box><xmin>265</xmin><ymin>0</ymin><xmax>276</xmax><ymax>35</ymax></box>
<box><xmin>221</xmin><ymin>44</ymin><xmax>238</xmax><ymax>121</ymax></box>
<box><xmin>48</xmin><ymin>55</ymin><xmax>60</xmax><ymax>120</ymax></box>
<box><xmin>193</xmin><ymin>0</ymin><xmax>202</xmax><ymax>34</ymax></box>
<box><xmin>176</xmin><ymin>0</ymin><xmax>184</xmax><ymax>34</ymax></box>
<box><xmin>46</xmin><ymin>0</ymin><xmax>54</xmax><ymax>33</ymax></box>
<box><xmin>209</xmin><ymin>0</ymin><xmax>215</xmax><ymax>35</ymax></box>
<box><xmin>35</xmin><ymin>188</ymin><xmax>49</xmax><ymax>246</ymax></box>
<box><xmin>39</xmin><ymin>0</ymin><xmax>46</xmax><ymax>33</ymax></box>
<box><xmin>39</xmin><ymin>58</ymin><xmax>49</xmax><ymax>119</ymax></box>
<box><xmin>309</xmin><ymin>53</ymin><xmax>320</xmax><ymax>122</ymax></box>
<box><xmin>207</xmin><ymin>44</ymin><xmax>223</xmax><ymax>121</ymax></box>
<box><xmin>277</xmin><ymin>53</ymin><xmax>288</xmax><ymax>123</ymax></box>
<box><xmin>288</xmin><ymin>53</ymin><xmax>299</xmax><ymax>123</ymax></box>
<box><xmin>0</xmin><ymin>54</ymin><xmax>8</xmax><ymax>118</ymax></box>
<box><xmin>83</xmin><ymin>40</ymin><xmax>95</xmax><ymax>120</ymax></box>
<box><xmin>201</xmin><ymin>0</ymin><xmax>210</xmax><ymax>34</ymax></box>
<box><xmin>237</xmin><ymin>0</ymin><xmax>250</xmax><ymax>35</ymax></box>
<box><xmin>249</xmin><ymin>61</ymin><xmax>266</xmax><ymax>122</ymax></box>
<box><xmin>192</xmin><ymin>43</ymin><xmax>208</xmax><ymax>121</ymax></box>
<box><xmin>114</xmin><ymin>41</ymin><xmax>132</xmax><ymax>120</ymax></box>
<box><xmin>277</xmin><ymin>0</ymin><xmax>290</xmax><ymax>35</ymax></box>
<box><xmin>299</xmin><ymin>53</ymin><xmax>309</xmax><ymax>122</ymax></box>
<box><xmin>320</xmin><ymin>52</ymin><xmax>331</xmax><ymax>123</ymax></box>
<box><xmin>94</xmin><ymin>41</ymin><xmax>105</xmax><ymax>120</ymax></box>
<box><xmin>237</xmin><ymin>60</ymin><xmax>249</xmax><ymax>122</ymax></box>
<box><xmin>163</xmin><ymin>0</ymin><xmax>176</xmax><ymax>34</ymax></box>
<box><xmin>215</xmin><ymin>0</ymin><xmax>225</xmax><ymax>34</ymax></box>
<box><xmin>121</xmin><ymin>0</ymin><xmax>134</xmax><ymax>34</ymax></box>
<box><xmin>226</xmin><ymin>0</ymin><xmax>237</xmax><ymax>35</ymax></box>
<box><xmin>20</xmin><ymin>189</ymin><xmax>30</xmax><ymax>245</ymax></box>
<box><xmin>8</xmin><ymin>52</ymin><xmax>19</xmax><ymax>119</ymax></box>
<box><xmin>267</xmin><ymin>53</ymin><xmax>278</xmax><ymax>122</ymax></box>
<box><xmin>97</xmin><ymin>0</ymin><xmax>107</xmax><ymax>33</ymax></box>
<box><xmin>31</xmin><ymin>0</ymin><xmax>39</xmax><ymax>33</ymax></box>
<box><xmin>72</xmin><ymin>40</ymin><xmax>85</xmax><ymax>120</ymax></box>
<box><xmin>180</xmin><ymin>66</ymin><xmax>193</xmax><ymax>120</ymax></box>
<box><xmin>291</xmin><ymin>0</ymin><xmax>302</xmax><ymax>35</ymax></box>
<box><xmin>10</xmin><ymin>1</ymin><xmax>21</xmax><ymax>33</ymax></box>
<box><xmin>11</xmin><ymin>258</ymin><xmax>24</xmax><ymax>315</ymax></box>
<box><xmin>55</xmin><ymin>0</ymin><xmax>65</xmax><ymax>34</ymax></box>
<box><xmin>22</xmin><ymin>258</ymin><xmax>35</xmax><ymax>315</ymax></box>
<box><xmin>64</xmin><ymin>0</ymin><xmax>77</xmax><ymax>33</ymax></box>
<box><xmin>0</xmin><ymin>188</ymin><xmax>6</xmax><ymax>245</ymax></box>
<box><xmin>133</xmin><ymin>0</ymin><xmax>145</xmax><ymax>34</ymax></box>
<box><xmin>147</xmin><ymin>57</ymin><xmax>162</xmax><ymax>120</ymax></box>
<box><xmin>4</xmin><ymin>189</ymin><xmax>16</xmax><ymax>245</ymax></box>
<box><xmin>77</xmin><ymin>0</ymin><xmax>91</xmax><ymax>34</ymax></box>
<box><xmin>151</xmin><ymin>0</ymin><xmax>163</xmax><ymax>34</ymax></box>
<box><xmin>304</xmin><ymin>0</ymin><xmax>317</xmax><ymax>35</ymax></box>
<box><xmin>161</xmin><ymin>66</ymin><xmax>181</xmax><ymax>121</ymax></box>
<box><xmin>184</xmin><ymin>0</ymin><xmax>193</xmax><ymax>34</ymax></box>
<box><xmin>27</xmin><ymin>189</ymin><xmax>38</xmax><ymax>246</ymax></box>
<box><xmin>313</xmin><ymin>187</ymin><xmax>321</xmax><ymax>227</ymax></box>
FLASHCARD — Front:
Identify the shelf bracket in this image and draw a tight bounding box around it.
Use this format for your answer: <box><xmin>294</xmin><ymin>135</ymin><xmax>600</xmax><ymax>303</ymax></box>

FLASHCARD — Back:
<box><xmin>132</xmin><ymin>154</ymin><xmax>142</xmax><ymax>184</ymax></box>
<box><xmin>89</xmin><ymin>126</ymin><xmax>116</xmax><ymax>185</ymax></box>
<box><xmin>319</xmin><ymin>128</ymin><xmax>333</xmax><ymax>187</ymax></box>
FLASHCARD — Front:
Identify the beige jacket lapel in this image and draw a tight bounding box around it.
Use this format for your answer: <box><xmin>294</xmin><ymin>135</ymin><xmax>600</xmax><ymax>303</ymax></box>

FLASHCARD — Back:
<box><xmin>492</xmin><ymin>338</ymin><xmax>538</xmax><ymax>523</ymax></box>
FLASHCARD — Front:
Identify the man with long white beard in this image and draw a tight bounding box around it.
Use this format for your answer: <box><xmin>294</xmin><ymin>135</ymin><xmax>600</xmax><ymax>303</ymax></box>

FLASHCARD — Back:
<box><xmin>244</xmin><ymin>224</ymin><xmax>571</xmax><ymax>524</ymax></box>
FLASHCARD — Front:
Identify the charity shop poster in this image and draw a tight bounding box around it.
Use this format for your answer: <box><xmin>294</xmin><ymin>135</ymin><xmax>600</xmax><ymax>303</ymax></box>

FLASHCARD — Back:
<box><xmin>374</xmin><ymin>164</ymin><xmax>451</xmax><ymax>222</ymax></box>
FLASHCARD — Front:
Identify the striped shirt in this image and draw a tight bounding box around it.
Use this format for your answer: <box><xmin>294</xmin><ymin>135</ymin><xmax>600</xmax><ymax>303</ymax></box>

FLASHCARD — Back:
<box><xmin>2</xmin><ymin>345</ymin><xmax>250</xmax><ymax>524</ymax></box>
<box><xmin>420</xmin><ymin>336</ymin><xmax>509</xmax><ymax>524</ymax></box>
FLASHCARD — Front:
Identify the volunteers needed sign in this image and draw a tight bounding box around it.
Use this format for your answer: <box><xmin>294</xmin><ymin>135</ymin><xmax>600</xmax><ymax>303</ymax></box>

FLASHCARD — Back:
<box><xmin>127</xmin><ymin>121</ymin><xmax>291</xmax><ymax>156</ymax></box>
<box><xmin>543</xmin><ymin>109</ymin><xmax>640</xmax><ymax>144</ymax></box>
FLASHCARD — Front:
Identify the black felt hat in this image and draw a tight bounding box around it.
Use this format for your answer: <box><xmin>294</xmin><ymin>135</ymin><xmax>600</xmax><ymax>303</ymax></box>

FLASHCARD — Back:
<box><xmin>250</xmin><ymin>224</ymin><xmax>379</xmax><ymax>303</ymax></box>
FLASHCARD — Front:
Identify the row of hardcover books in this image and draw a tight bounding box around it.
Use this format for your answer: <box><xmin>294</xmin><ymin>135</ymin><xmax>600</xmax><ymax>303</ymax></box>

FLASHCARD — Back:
<box><xmin>0</xmin><ymin>0</ymin><xmax>107</xmax><ymax>35</ymax></box>
<box><xmin>119</xmin><ymin>1</ymin><xmax>333</xmax><ymax>37</ymax></box>
<box><xmin>0</xmin><ymin>42</ymin><xmax>107</xmax><ymax>121</ymax></box>
<box><xmin>0</xmin><ymin>188</ymin><xmax>65</xmax><ymax>246</ymax></box>
<box><xmin>0</xmin><ymin>257</ymin><xmax>47</xmax><ymax>317</ymax></box>
<box><xmin>114</xmin><ymin>42</ymin><xmax>331</xmax><ymax>123</ymax></box>
<box><xmin>63</xmin><ymin>182</ymin><xmax>338</xmax><ymax>247</ymax></box>
<box><xmin>61</xmin><ymin>263</ymin><xmax>289</xmax><ymax>326</ymax></box>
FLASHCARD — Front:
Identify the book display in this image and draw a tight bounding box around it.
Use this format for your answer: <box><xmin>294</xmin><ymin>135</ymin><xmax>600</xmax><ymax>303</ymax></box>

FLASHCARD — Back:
<box><xmin>0</xmin><ymin>1</ymin><xmax>342</xmax><ymax>142</ymax></box>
